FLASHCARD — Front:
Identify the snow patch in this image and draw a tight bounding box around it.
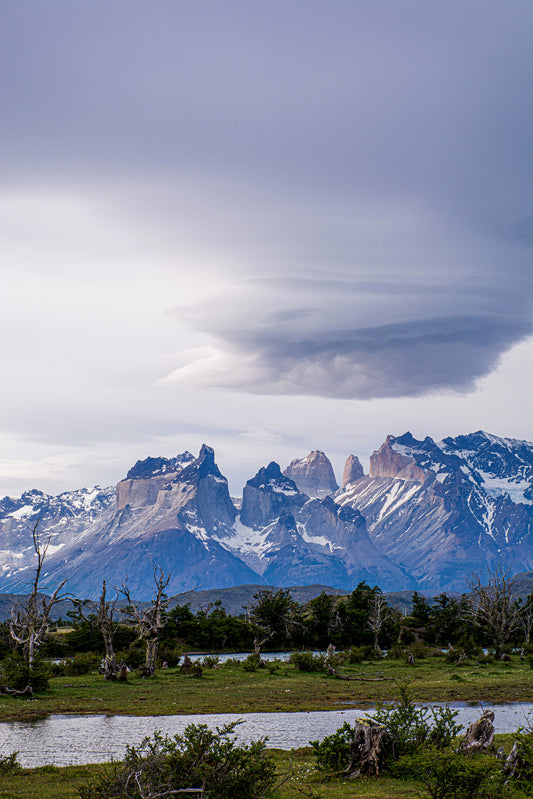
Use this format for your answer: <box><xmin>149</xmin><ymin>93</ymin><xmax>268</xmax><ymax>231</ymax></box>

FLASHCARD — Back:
<box><xmin>9</xmin><ymin>505</ymin><xmax>34</xmax><ymax>519</ymax></box>
<box><xmin>477</xmin><ymin>472</ymin><xmax>532</xmax><ymax>505</ymax></box>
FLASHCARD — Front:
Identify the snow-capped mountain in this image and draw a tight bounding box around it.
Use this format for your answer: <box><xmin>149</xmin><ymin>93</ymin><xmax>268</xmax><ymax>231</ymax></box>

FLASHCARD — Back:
<box><xmin>336</xmin><ymin>431</ymin><xmax>533</xmax><ymax>591</ymax></box>
<box><xmin>0</xmin><ymin>431</ymin><xmax>530</xmax><ymax>599</ymax></box>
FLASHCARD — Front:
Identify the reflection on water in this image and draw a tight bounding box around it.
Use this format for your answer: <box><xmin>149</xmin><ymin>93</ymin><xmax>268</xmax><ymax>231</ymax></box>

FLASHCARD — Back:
<box><xmin>0</xmin><ymin>703</ymin><xmax>531</xmax><ymax>768</ymax></box>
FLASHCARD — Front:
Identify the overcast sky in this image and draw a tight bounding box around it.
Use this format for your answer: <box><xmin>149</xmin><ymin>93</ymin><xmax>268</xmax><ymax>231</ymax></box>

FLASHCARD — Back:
<box><xmin>1</xmin><ymin>0</ymin><xmax>532</xmax><ymax>498</ymax></box>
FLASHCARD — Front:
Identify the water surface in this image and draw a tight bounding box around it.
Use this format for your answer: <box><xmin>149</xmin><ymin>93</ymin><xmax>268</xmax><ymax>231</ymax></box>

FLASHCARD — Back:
<box><xmin>0</xmin><ymin>703</ymin><xmax>531</xmax><ymax>768</ymax></box>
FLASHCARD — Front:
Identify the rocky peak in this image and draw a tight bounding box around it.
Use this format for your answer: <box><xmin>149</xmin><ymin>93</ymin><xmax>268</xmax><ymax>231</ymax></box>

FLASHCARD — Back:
<box><xmin>116</xmin><ymin>445</ymin><xmax>227</xmax><ymax>512</ymax></box>
<box><xmin>126</xmin><ymin>452</ymin><xmax>194</xmax><ymax>480</ymax></box>
<box><xmin>240</xmin><ymin>462</ymin><xmax>308</xmax><ymax>529</ymax></box>
<box><xmin>369</xmin><ymin>434</ymin><xmax>430</xmax><ymax>482</ymax></box>
<box><xmin>191</xmin><ymin>446</ymin><xmax>236</xmax><ymax>532</ymax></box>
<box><xmin>283</xmin><ymin>450</ymin><xmax>338</xmax><ymax>498</ymax></box>
<box><xmin>342</xmin><ymin>454</ymin><xmax>364</xmax><ymax>486</ymax></box>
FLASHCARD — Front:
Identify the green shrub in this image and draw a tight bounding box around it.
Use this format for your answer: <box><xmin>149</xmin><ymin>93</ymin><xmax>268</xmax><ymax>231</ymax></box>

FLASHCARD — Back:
<box><xmin>347</xmin><ymin>646</ymin><xmax>372</xmax><ymax>664</ymax></box>
<box><xmin>242</xmin><ymin>653</ymin><xmax>260</xmax><ymax>672</ymax></box>
<box><xmin>222</xmin><ymin>657</ymin><xmax>241</xmax><ymax>668</ymax></box>
<box><xmin>157</xmin><ymin>643</ymin><xmax>182</xmax><ymax>667</ymax></box>
<box><xmin>509</xmin><ymin>727</ymin><xmax>533</xmax><ymax>787</ymax></box>
<box><xmin>201</xmin><ymin>655</ymin><xmax>220</xmax><ymax>668</ymax></box>
<box><xmin>66</xmin><ymin>652</ymin><xmax>100</xmax><ymax>676</ymax></box>
<box><xmin>428</xmin><ymin>705</ymin><xmax>463</xmax><ymax>749</ymax></box>
<box><xmin>115</xmin><ymin>640</ymin><xmax>145</xmax><ymax>668</ymax></box>
<box><xmin>0</xmin><ymin>653</ymin><xmax>50</xmax><ymax>691</ymax></box>
<box><xmin>289</xmin><ymin>651</ymin><xmax>324</xmax><ymax>672</ymax></box>
<box><xmin>78</xmin><ymin>722</ymin><xmax>276</xmax><ymax>799</ymax></box>
<box><xmin>50</xmin><ymin>660</ymin><xmax>67</xmax><ymax>676</ymax></box>
<box><xmin>385</xmin><ymin>644</ymin><xmax>408</xmax><ymax>660</ymax></box>
<box><xmin>408</xmin><ymin>643</ymin><xmax>430</xmax><ymax>660</ymax></box>
<box><xmin>0</xmin><ymin>752</ymin><xmax>21</xmax><ymax>773</ymax></box>
<box><xmin>393</xmin><ymin>746</ymin><xmax>502</xmax><ymax>799</ymax></box>
<box><xmin>372</xmin><ymin>682</ymin><xmax>461</xmax><ymax>758</ymax></box>
<box><xmin>310</xmin><ymin>721</ymin><xmax>355</xmax><ymax>771</ymax></box>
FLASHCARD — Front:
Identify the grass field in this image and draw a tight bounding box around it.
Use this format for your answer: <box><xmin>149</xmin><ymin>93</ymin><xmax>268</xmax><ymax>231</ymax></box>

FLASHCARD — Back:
<box><xmin>0</xmin><ymin>741</ymin><xmax>530</xmax><ymax>799</ymax></box>
<box><xmin>0</xmin><ymin>656</ymin><xmax>531</xmax><ymax>797</ymax></box>
<box><xmin>0</xmin><ymin>654</ymin><xmax>531</xmax><ymax>723</ymax></box>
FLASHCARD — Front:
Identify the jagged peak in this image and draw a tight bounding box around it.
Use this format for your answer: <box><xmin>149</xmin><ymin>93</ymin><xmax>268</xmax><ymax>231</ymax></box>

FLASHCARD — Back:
<box><xmin>342</xmin><ymin>454</ymin><xmax>364</xmax><ymax>486</ymax></box>
<box><xmin>126</xmin><ymin>452</ymin><xmax>194</xmax><ymax>480</ymax></box>
<box><xmin>247</xmin><ymin>461</ymin><xmax>297</xmax><ymax>491</ymax></box>
<box><xmin>283</xmin><ymin>450</ymin><xmax>338</xmax><ymax>497</ymax></box>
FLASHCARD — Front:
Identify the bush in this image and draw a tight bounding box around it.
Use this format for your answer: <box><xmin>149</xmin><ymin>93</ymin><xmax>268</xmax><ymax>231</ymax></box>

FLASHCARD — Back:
<box><xmin>289</xmin><ymin>651</ymin><xmax>324</xmax><ymax>672</ymax></box>
<box><xmin>310</xmin><ymin>721</ymin><xmax>355</xmax><ymax>771</ymax></box>
<box><xmin>115</xmin><ymin>640</ymin><xmax>145</xmax><ymax>669</ymax></box>
<box><xmin>66</xmin><ymin>652</ymin><xmax>100</xmax><ymax>676</ymax></box>
<box><xmin>0</xmin><ymin>752</ymin><xmax>21</xmax><ymax>773</ymax></box>
<box><xmin>385</xmin><ymin>645</ymin><xmax>408</xmax><ymax>660</ymax></box>
<box><xmin>222</xmin><ymin>657</ymin><xmax>240</xmax><ymax>668</ymax></box>
<box><xmin>509</xmin><ymin>727</ymin><xmax>533</xmax><ymax>787</ymax></box>
<box><xmin>372</xmin><ymin>682</ymin><xmax>461</xmax><ymax>758</ymax></box>
<box><xmin>393</xmin><ymin>746</ymin><xmax>502</xmax><ymax>799</ymax></box>
<box><xmin>347</xmin><ymin>646</ymin><xmax>372</xmax><ymax>664</ymax></box>
<box><xmin>156</xmin><ymin>643</ymin><xmax>182</xmax><ymax>667</ymax></box>
<box><xmin>0</xmin><ymin>653</ymin><xmax>50</xmax><ymax>691</ymax></box>
<box><xmin>50</xmin><ymin>660</ymin><xmax>67</xmax><ymax>677</ymax></box>
<box><xmin>78</xmin><ymin>722</ymin><xmax>276</xmax><ymax>799</ymax></box>
<box><xmin>201</xmin><ymin>655</ymin><xmax>220</xmax><ymax>668</ymax></box>
<box><xmin>242</xmin><ymin>653</ymin><xmax>260</xmax><ymax>672</ymax></box>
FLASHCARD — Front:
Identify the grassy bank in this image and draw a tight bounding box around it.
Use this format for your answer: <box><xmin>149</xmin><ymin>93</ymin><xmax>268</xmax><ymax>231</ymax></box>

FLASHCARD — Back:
<box><xmin>0</xmin><ymin>739</ymin><xmax>529</xmax><ymax>799</ymax></box>
<box><xmin>0</xmin><ymin>750</ymin><xmax>427</xmax><ymax>798</ymax></box>
<box><xmin>0</xmin><ymin>654</ymin><xmax>531</xmax><ymax>723</ymax></box>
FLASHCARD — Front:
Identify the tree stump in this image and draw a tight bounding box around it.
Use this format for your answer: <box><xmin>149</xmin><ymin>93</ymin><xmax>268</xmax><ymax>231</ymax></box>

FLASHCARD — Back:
<box><xmin>345</xmin><ymin>718</ymin><xmax>392</xmax><ymax>778</ymax></box>
<box><xmin>459</xmin><ymin>710</ymin><xmax>495</xmax><ymax>753</ymax></box>
<box><xmin>180</xmin><ymin>654</ymin><xmax>193</xmax><ymax>674</ymax></box>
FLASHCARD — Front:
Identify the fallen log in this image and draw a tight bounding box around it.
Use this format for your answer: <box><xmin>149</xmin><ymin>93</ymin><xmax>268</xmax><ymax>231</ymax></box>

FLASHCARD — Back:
<box><xmin>0</xmin><ymin>684</ymin><xmax>34</xmax><ymax>698</ymax></box>
<box><xmin>327</xmin><ymin>666</ymin><xmax>393</xmax><ymax>681</ymax></box>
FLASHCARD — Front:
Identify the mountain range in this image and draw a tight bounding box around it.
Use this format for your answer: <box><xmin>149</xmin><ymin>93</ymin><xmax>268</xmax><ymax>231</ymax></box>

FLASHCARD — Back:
<box><xmin>0</xmin><ymin>431</ymin><xmax>531</xmax><ymax>600</ymax></box>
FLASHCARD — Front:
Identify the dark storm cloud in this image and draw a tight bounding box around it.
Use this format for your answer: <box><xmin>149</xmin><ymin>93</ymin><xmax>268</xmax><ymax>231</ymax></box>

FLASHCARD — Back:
<box><xmin>2</xmin><ymin>0</ymin><xmax>532</xmax><ymax>401</ymax></box>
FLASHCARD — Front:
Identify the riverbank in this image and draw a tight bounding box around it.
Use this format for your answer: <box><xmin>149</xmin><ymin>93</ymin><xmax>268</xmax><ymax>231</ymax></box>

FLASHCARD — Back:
<box><xmin>0</xmin><ymin>654</ymin><xmax>531</xmax><ymax>723</ymax></box>
<box><xmin>0</xmin><ymin>738</ymin><xmax>527</xmax><ymax>799</ymax></box>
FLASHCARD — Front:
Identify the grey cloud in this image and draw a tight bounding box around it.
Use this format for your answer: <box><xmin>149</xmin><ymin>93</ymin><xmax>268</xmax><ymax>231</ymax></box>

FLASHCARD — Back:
<box><xmin>166</xmin><ymin>265</ymin><xmax>533</xmax><ymax>399</ymax></box>
<box><xmin>2</xmin><ymin>1</ymin><xmax>531</xmax><ymax>233</ymax></box>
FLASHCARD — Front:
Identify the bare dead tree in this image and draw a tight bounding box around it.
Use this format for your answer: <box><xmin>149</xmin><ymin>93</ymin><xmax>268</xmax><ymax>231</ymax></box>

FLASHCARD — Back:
<box><xmin>367</xmin><ymin>592</ymin><xmax>387</xmax><ymax>656</ymax></box>
<box><xmin>120</xmin><ymin>566</ymin><xmax>172</xmax><ymax>677</ymax></box>
<box><xmin>519</xmin><ymin>591</ymin><xmax>533</xmax><ymax>647</ymax></box>
<box><xmin>9</xmin><ymin>520</ymin><xmax>67</xmax><ymax>681</ymax></box>
<box><xmin>467</xmin><ymin>565</ymin><xmax>522</xmax><ymax>657</ymax></box>
<box><xmin>98</xmin><ymin>580</ymin><xmax>120</xmax><ymax>679</ymax></box>
<box><xmin>69</xmin><ymin>580</ymin><xmax>121</xmax><ymax>680</ymax></box>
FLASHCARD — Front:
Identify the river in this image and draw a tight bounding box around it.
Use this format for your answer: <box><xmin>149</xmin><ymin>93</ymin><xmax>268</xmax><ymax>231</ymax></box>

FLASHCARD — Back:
<box><xmin>0</xmin><ymin>703</ymin><xmax>531</xmax><ymax>768</ymax></box>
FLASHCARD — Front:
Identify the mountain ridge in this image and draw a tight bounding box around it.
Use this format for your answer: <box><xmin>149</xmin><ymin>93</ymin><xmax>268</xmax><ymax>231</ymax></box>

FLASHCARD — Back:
<box><xmin>0</xmin><ymin>430</ymin><xmax>531</xmax><ymax>599</ymax></box>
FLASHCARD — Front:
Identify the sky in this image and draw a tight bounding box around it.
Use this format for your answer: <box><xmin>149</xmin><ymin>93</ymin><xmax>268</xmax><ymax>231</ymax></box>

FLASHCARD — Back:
<box><xmin>1</xmin><ymin>0</ymin><xmax>532</xmax><ymax>498</ymax></box>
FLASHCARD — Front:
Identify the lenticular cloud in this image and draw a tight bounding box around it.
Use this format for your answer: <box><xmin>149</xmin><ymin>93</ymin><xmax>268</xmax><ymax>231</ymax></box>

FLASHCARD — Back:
<box><xmin>163</xmin><ymin>268</ymin><xmax>533</xmax><ymax>400</ymax></box>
